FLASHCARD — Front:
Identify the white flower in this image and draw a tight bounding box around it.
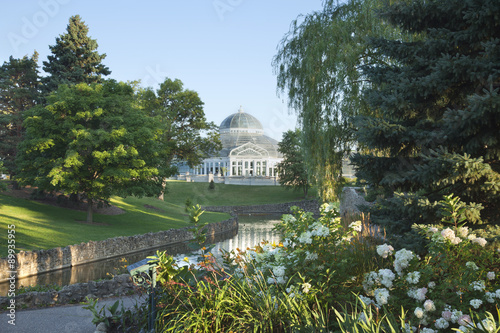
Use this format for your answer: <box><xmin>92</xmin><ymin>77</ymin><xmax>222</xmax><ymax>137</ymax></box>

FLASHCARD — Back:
<box><xmin>458</xmin><ymin>314</ymin><xmax>472</xmax><ymax>326</ymax></box>
<box><xmin>374</xmin><ymin>288</ymin><xmax>390</xmax><ymax>306</ymax></box>
<box><xmin>311</xmin><ymin>224</ymin><xmax>330</xmax><ymax>237</ymax></box>
<box><xmin>358</xmin><ymin>295</ymin><xmax>373</xmax><ymax>306</ymax></box>
<box><xmin>451</xmin><ymin>236</ymin><xmax>462</xmax><ymax>244</ymax></box>
<box><xmin>297</xmin><ymin>231</ymin><xmax>313</xmax><ymax>244</ymax></box>
<box><xmin>496</xmin><ymin>289</ymin><xmax>500</xmax><ymax>299</ymax></box>
<box><xmin>363</xmin><ymin>271</ymin><xmax>380</xmax><ymax>294</ymax></box>
<box><xmin>305</xmin><ymin>251</ymin><xmax>318</xmax><ymax>261</ymax></box>
<box><xmin>477</xmin><ymin>318</ymin><xmax>495</xmax><ymax>333</ymax></box>
<box><xmin>403</xmin><ymin>323</ymin><xmax>417</xmax><ymax>333</ymax></box>
<box><xmin>442</xmin><ymin>310</ymin><xmax>452</xmax><ymax>321</ymax></box>
<box><xmin>465</xmin><ymin>261</ymin><xmax>479</xmax><ymax>271</ymax></box>
<box><xmin>378</xmin><ymin>269</ymin><xmax>396</xmax><ymax>288</ymax></box>
<box><xmin>349</xmin><ymin>221</ymin><xmax>362</xmax><ymax>232</ymax></box>
<box><xmin>457</xmin><ymin>226</ymin><xmax>469</xmax><ymax>238</ymax></box>
<box><xmin>441</xmin><ymin>228</ymin><xmax>456</xmax><ymax>241</ymax></box>
<box><xmin>472</xmin><ymin>237</ymin><xmax>487</xmax><ymax>247</ymax></box>
<box><xmin>487</xmin><ymin>271</ymin><xmax>495</xmax><ymax>280</ymax></box>
<box><xmin>408</xmin><ymin>287</ymin><xmax>428</xmax><ymax>301</ymax></box>
<box><xmin>282</xmin><ymin>214</ymin><xmax>296</xmax><ymax>224</ymax></box>
<box><xmin>272</xmin><ymin>265</ymin><xmax>286</xmax><ymax>277</ymax></box>
<box><xmin>428</xmin><ymin>227</ymin><xmax>439</xmax><ymax>233</ymax></box>
<box><xmin>276</xmin><ymin>276</ymin><xmax>286</xmax><ymax>284</ymax></box>
<box><xmin>470</xmin><ymin>280</ymin><xmax>486</xmax><ymax>291</ymax></box>
<box><xmin>428</xmin><ymin>281</ymin><xmax>436</xmax><ymax>289</ymax></box>
<box><xmin>302</xmin><ymin>282</ymin><xmax>311</xmax><ymax>293</ymax></box>
<box><xmin>376</xmin><ymin>244</ymin><xmax>394</xmax><ymax>258</ymax></box>
<box><xmin>468</xmin><ymin>234</ymin><xmax>477</xmax><ymax>240</ymax></box>
<box><xmin>451</xmin><ymin>310</ymin><xmax>464</xmax><ymax>324</ymax></box>
<box><xmin>470</xmin><ymin>299</ymin><xmax>483</xmax><ymax>309</ymax></box>
<box><xmin>485</xmin><ymin>292</ymin><xmax>496</xmax><ymax>303</ymax></box>
<box><xmin>394</xmin><ymin>249</ymin><xmax>414</xmax><ymax>274</ymax></box>
<box><xmin>267</xmin><ymin>277</ymin><xmax>276</xmax><ymax>284</ymax></box>
<box><xmin>421</xmin><ymin>329</ymin><xmax>436</xmax><ymax>333</ymax></box>
<box><xmin>435</xmin><ymin>318</ymin><xmax>449</xmax><ymax>329</ymax></box>
<box><xmin>406</xmin><ymin>271</ymin><xmax>421</xmax><ymax>284</ymax></box>
<box><xmin>424</xmin><ymin>299</ymin><xmax>436</xmax><ymax>312</ymax></box>
<box><xmin>458</xmin><ymin>325</ymin><xmax>471</xmax><ymax>333</ymax></box>
<box><xmin>414</xmin><ymin>307</ymin><xmax>425</xmax><ymax>319</ymax></box>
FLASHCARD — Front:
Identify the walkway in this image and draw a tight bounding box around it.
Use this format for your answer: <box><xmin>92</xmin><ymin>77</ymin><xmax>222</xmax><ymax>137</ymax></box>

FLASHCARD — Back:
<box><xmin>0</xmin><ymin>294</ymin><xmax>146</xmax><ymax>333</ymax></box>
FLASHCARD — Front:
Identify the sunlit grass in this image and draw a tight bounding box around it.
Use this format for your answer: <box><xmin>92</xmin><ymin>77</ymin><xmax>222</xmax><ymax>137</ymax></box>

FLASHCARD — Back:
<box><xmin>0</xmin><ymin>181</ymin><xmax>317</xmax><ymax>257</ymax></box>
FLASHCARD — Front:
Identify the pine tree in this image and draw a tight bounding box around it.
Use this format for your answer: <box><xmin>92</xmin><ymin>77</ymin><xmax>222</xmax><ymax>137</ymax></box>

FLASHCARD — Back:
<box><xmin>352</xmin><ymin>0</ymin><xmax>500</xmax><ymax>233</ymax></box>
<box><xmin>0</xmin><ymin>52</ymin><xmax>40</xmax><ymax>176</ymax></box>
<box><xmin>42</xmin><ymin>15</ymin><xmax>110</xmax><ymax>93</ymax></box>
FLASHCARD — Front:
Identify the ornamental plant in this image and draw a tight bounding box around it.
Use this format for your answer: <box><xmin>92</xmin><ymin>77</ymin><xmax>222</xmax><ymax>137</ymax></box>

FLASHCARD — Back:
<box><xmin>148</xmin><ymin>203</ymin><xmax>499</xmax><ymax>332</ymax></box>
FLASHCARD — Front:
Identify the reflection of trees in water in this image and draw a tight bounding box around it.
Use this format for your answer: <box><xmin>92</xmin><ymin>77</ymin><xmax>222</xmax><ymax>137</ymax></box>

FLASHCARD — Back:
<box><xmin>0</xmin><ymin>215</ymin><xmax>282</xmax><ymax>295</ymax></box>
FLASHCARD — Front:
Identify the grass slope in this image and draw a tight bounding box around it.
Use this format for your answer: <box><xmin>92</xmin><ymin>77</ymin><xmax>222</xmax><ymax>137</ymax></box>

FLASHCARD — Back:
<box><xmin>0</xmin><ymin>181</ymin><xmax>316</xmax><ymax>257</ymax></box>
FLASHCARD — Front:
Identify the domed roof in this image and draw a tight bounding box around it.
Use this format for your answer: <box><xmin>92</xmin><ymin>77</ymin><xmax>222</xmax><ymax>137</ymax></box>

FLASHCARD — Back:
<box><xmin>214</xmin><ymin>106</ymin><xmax>282</xmax><ymax>159</ymax></box>
<box><xmin>220</xmin><ymin>106</ymin><xmax>263</xmax><ymax>134</ymax></box>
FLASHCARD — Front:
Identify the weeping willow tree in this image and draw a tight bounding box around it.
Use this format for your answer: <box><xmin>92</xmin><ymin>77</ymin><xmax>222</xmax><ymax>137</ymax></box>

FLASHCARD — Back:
<box><xmin>273</xmin><ymin>0</ymin><xmax>402</xmax><ymax>201</ymax></box>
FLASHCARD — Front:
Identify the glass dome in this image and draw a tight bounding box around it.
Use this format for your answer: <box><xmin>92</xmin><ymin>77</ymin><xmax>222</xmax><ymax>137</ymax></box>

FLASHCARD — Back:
<box><xmin>220</xmin><ymin>106</ymin><xmax>264</xmax><ymax>134</ymax></box>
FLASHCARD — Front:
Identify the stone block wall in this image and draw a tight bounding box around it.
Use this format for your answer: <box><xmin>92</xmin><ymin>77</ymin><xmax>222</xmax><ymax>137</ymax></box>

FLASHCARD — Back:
<box><xmin>203</xmin><ymin>199</ymin><xmax>320</xmax><ymax>216</ymax></box>
<box><xmin>0</xmin><ymin>218</ymin><xmax>237</xmax><ymax>282</ymax></box>
<box><xmin>0</xmin><ymin>274</ymin><xmax>135</xmax><ymax>309</ymax></box>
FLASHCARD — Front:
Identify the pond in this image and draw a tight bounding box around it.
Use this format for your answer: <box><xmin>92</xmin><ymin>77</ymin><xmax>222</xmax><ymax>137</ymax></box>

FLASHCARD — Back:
<box><xmin>0</xmin><ymin>214</ymin><xmax>282</xmax><ymax>296</ymax></box>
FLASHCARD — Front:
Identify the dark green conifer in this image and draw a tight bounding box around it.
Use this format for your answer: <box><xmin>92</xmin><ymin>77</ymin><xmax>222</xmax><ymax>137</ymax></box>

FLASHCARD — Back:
<box><xmin>352</xmin><ymin>0</ymin><xmax>500</xmax><ymax>232</ymax></box>
<box><xmin>42</xmin><ymin>15</ymin><xmax>110</xmax><ymax>93</ymax></box>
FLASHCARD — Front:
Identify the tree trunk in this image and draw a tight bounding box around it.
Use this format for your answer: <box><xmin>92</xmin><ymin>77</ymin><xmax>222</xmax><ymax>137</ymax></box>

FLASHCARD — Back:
<box><xmin>86</xmin><ymin>198</ymin><xmax>93</xmax><ymax>223</ymax></box>
<box><xmin>157</xmin><ymin>177</ymin><xmax>167</xmax><ymax>201</ymax></box>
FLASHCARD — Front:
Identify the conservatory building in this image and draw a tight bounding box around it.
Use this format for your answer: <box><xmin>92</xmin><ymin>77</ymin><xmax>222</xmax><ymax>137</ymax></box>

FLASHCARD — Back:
<box><xmin>178</xmin><ymin>107</ymin><xmax>283</xmax><ymax>185</ymax></box>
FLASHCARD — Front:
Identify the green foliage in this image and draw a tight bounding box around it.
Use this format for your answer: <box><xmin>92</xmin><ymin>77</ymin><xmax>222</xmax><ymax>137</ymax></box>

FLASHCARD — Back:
<box><xmin>136</xmin><ymin>77</ymin><xmax>221</xmax><ymax>192</ymax></box>
<box><xmin>83</xmin><ymin>297</ymin><xmax>147</xmax><ymax>332</ymax></box>
<box><xmin>16</xmin><ymin>283</ymin><xmax>62</xmax><ymax>295</ymax></box>
<box><xmin>352</xmin><ymin>0</ymin><xmax>500</xmax><ymax>230</ymax></box>
<box><xmin>147</xmin><ymin>250</ymin><xmax>190</xmax><ymax>286</ymax></box>
<box><xmin>277</xmin><ymin>129</ymin><xmax>311</xmax><ymax>198</ymax></box>
<box><xmin>42</xmin><ymin>15</ymin><xmax>110</xmax><ymax>94</ymax></box>
<box><xmin>16</xmin><ymin>80</ymin><xmax>161</xmax><ymax>223</ymax></box>
<box><xmin>208</xmin><ymin>179</ymin><xmax>215</xmax><ymax>190</ymax></box>
<box><xmin>273</xmin><ymin>0</ymin><xmax>404</xmax><ymax>202</ymax></box>
<box><xmin>0</xmin><ymin>52</ymin><xmax>40</xmax><ymax>176</ymax></box>
<box><xmin>149</xmin><ymin>203</ymin><xmax>499</xmax><ymax>332</ymax></box>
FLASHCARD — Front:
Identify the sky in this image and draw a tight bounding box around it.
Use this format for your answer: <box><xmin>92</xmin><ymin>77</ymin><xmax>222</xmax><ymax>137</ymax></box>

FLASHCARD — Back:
<box><xmin>1</xmin><ymin>0</ymin><xmax>325</xmax><ymax>141</ymax></box>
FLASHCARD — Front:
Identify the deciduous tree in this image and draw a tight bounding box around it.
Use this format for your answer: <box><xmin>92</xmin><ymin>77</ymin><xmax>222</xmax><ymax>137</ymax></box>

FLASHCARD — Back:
<box><xmin>273</xmin><ymin>0</ymin><xmax>402</xmax><ymax>201</ymax></box>
<box><xmin>16</xmin><ymin>80</ymin><xmax>160</xmax><ymax>223</ymax></box>
<box><xmin>277</xmin><ymin>129</ymin><xmax>310</xmax><ymax>198</ymax></box>
<box><xmin>137</xmin><ymin>78</ymin><xmax>221</xmax><ymax>200</ymax></box>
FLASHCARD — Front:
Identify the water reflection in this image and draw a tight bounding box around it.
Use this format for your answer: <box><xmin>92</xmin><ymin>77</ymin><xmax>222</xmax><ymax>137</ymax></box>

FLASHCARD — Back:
<box><xmin>0</xmin><ymin>214</ymin><xmax>282</xmax><ymax>296</ymax></box>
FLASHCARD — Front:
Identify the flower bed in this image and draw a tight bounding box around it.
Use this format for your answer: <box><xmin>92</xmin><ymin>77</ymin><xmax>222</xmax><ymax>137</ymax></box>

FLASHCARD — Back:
<box><xmin>145</xmin><ymin>204</ymin><xmax>499</xmax><ymax>332</ymax></box>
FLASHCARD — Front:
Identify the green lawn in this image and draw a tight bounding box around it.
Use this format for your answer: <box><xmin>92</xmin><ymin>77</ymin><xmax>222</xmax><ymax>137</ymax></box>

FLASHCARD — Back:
<box><xmin>0</xmin><ymin>181</ymin><xmax>317</xmax><ymax>257</ymax></box>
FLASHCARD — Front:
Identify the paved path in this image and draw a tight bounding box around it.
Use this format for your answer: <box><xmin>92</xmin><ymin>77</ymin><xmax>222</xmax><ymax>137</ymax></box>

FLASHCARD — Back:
<box><xmin>0</xmin><ymin>294</ymin><xmax>147</xmax><ymax>333</ymax></box>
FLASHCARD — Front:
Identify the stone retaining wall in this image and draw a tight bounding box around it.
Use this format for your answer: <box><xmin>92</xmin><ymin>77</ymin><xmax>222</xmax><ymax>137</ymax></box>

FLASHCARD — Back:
<box><xmin>0</xmin><ymin>217</ymin><xmax>238</xmax><ymax>283</ymax></box>
<box><xmin>203</xmin><ymin>199</ymin><xmax>320</xmax><ymax>216</ymax></box>
<box><xmin>0</xmin><ymin>274</ymin><xmax>135</xmax><ymax>309</ymax></box>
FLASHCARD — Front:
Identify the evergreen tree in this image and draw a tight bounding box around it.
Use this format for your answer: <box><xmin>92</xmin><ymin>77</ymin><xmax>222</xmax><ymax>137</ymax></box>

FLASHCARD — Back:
<box><xmin>352</xmin><ymin>0</ymin><xmax>500</xmax><ymax>233</ymax></box>
<box><xmin>42</xmin><ymin>15</ymin><xmax>110</xmax><ymax>93</ymax></box>
<box><xmin>0</xmin><ymin>52</ymin><xmax>40</xmax><ymax>176</ymax></box>
<box><xmin>277</xmin><ymin>129</ymin><xmax>311</xmax><ymax>198</ymax></box>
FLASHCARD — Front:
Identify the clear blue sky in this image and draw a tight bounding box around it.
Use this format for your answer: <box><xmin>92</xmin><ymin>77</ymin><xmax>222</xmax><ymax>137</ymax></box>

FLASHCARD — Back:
<box><xmin>1</xmin><ymin>0</ymin><xmax>324</xmax><ymax>140</ymax></box>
